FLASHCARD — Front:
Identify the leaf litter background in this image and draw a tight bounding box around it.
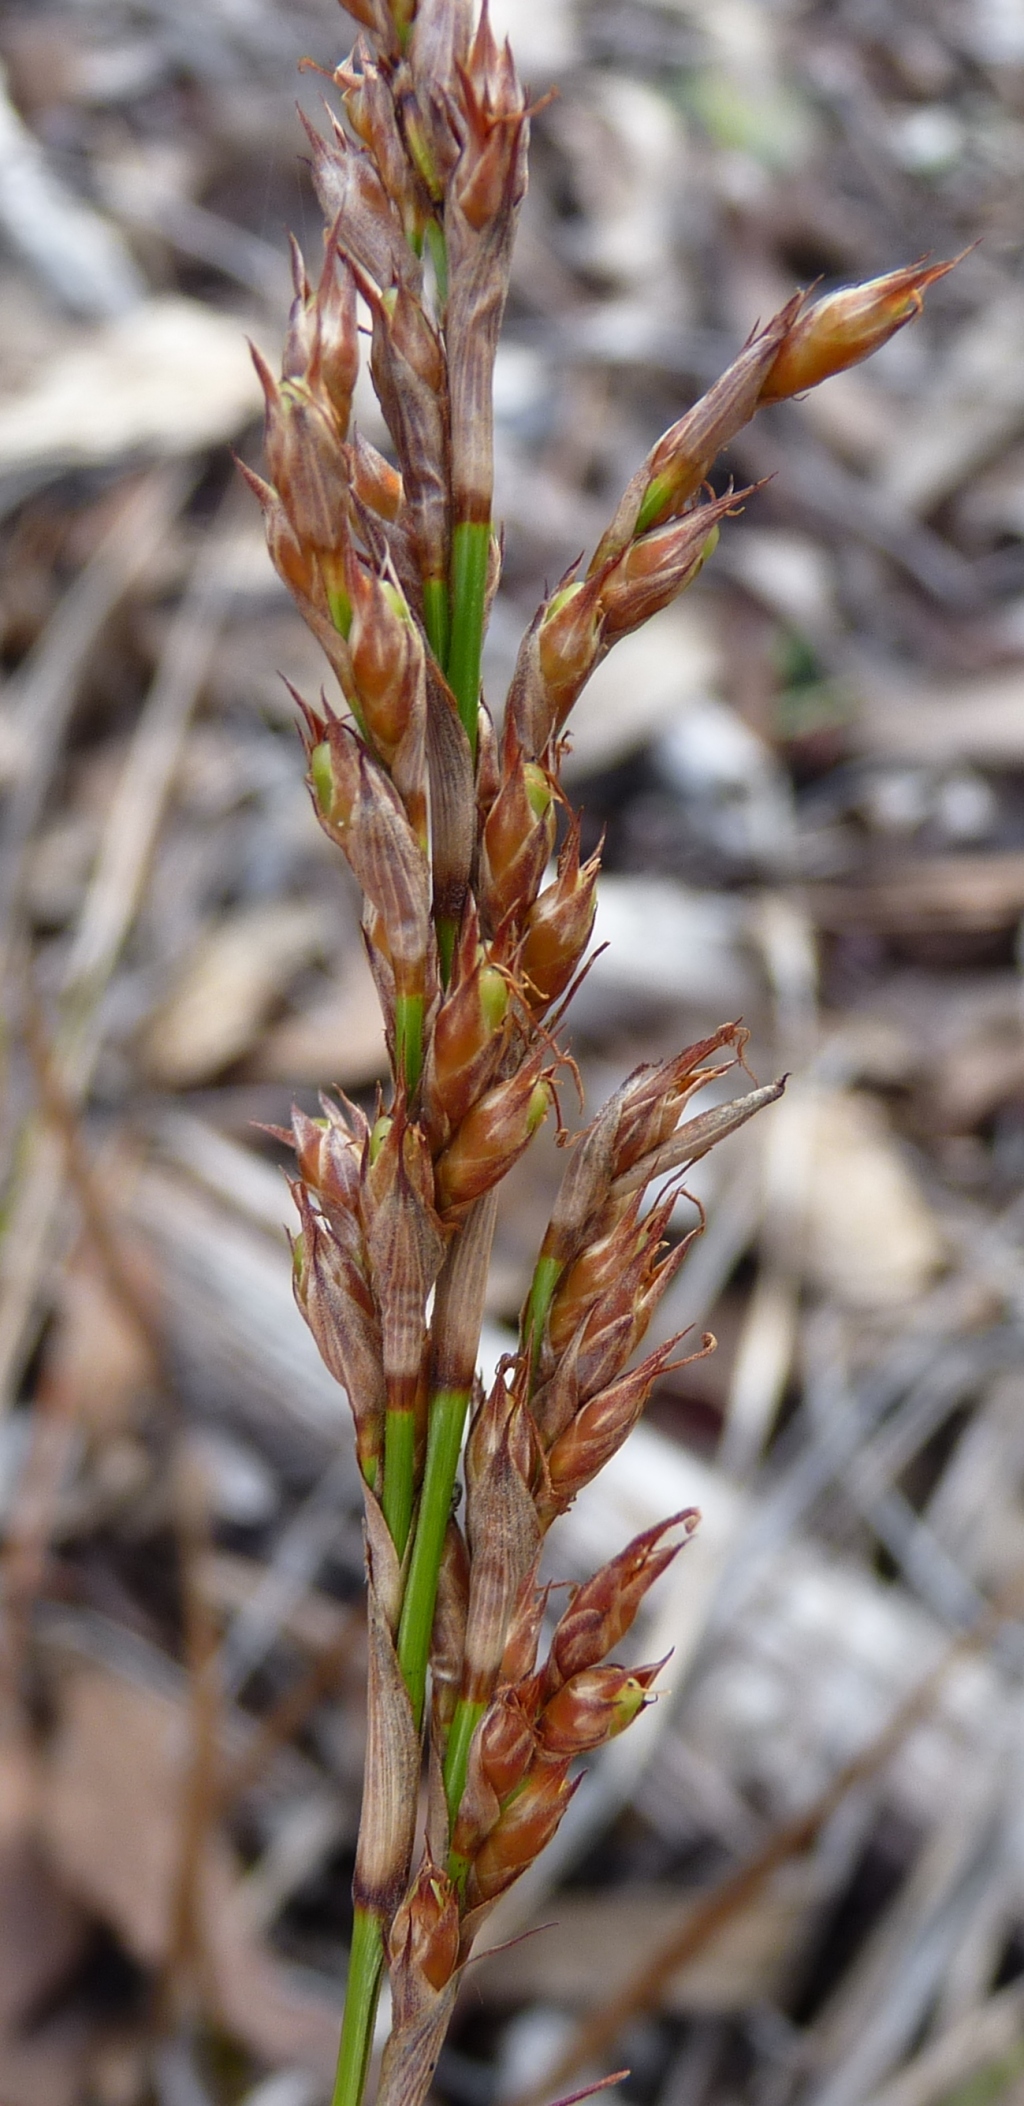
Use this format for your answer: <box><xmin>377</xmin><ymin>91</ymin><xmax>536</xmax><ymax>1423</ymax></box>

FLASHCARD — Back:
<box><xmin>4</xmin><ymin>0</ymin><xmax>1024</xmax><ymax>2102</ymax></box>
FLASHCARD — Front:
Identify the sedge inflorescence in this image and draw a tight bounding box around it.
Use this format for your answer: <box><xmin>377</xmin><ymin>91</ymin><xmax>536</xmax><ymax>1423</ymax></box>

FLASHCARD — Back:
<box><xmin>247</xmin><ymin>8</ymin><xmax>957</xmax><ymax>2104</ymax></box>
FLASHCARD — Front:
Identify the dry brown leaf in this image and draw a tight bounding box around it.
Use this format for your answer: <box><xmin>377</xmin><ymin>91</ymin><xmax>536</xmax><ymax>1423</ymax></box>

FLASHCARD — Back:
<box><xmin>809</xmin><ymin>853</ymin><xmax>1024</xmax><ymax>938</ymax></box>
<box><xmin>0</xmin><ymin>2008</ymin><xmax>95</xmax><ymax>2106</ymax></box>
<box><xmin>803</xmin><ymin>1091</ymin><xmax>946</xmax><ymax>1310</ymax></box>
<box><xmin>45</xmin><ymin>1252</ymin><xmax>154</xmax><ymax>1439</ymax></box>
<box><xmin>0</xmin><ymin>298</ymin><xmax>265</xmax><ymax>472</ymax></box>
<box><xmin>141</xmin><ymin>901</ymin><xmax>329</xmax><ymax>1088</ymax></box>
<box><xmin>854</xmin><ymin>671</ymin><xmax>1024</xmax><ymax>770</ymax></box>
<box><xmin>40</xmin><ymin>1664</ymin><xmax>340</xmax><ymax>2081</ymax></box>
<box><xmin>471</xmin><ymin>1870</ymin><xmax>819</xmax><ymax>2013</ymax></box>
<box><xmin>256</xmin><ymin>948</ymin><xmax>388</xmax><ymax>1089</ymax></box>
<box><xmin>0</xmin><ymin>1736</ymin><xmax>94</xmax><ymax>2106</ymax></box>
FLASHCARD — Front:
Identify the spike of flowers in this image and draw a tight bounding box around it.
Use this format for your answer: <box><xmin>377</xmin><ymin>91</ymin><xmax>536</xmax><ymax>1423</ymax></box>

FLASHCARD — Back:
<box><xmin>248</xmin><ymin>20</ymin><xmax>961</xmax><ymax>2106</ymax></box>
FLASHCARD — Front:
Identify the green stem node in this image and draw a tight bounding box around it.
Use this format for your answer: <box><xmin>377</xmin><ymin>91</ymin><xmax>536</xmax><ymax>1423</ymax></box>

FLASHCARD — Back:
<box><xmin>397</xmin><ymin>1385</ymin><xmax>471</xmax><ymax>1729</ymax></box>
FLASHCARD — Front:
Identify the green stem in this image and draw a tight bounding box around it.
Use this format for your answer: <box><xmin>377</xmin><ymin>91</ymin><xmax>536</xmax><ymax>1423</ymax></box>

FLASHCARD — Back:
<box><xmin>521</xmin><ymin>1251</ymin><xmax>563</xmax><ymax>1384</ymax></box>
<box><xmin>332</xmin><ymin>1907</ymin><xmax>384</xmax><ymax>2106</ymax></box>
<box><xmin>446</xmin><ymin>520</ymin><xmax>490</xmax><ymax>759</ymax></box>
<box><xmin>382</xmin><ymin>1407</ymin><xmax>416</xmax><ymax>1559</ymax></box>
<box><xmin>422</xmin><ymin>575</ymin><xmax>450</xmax><ymax>668</ymax></box>
<box><xmin>397</xmin><ymin>1384</ymin><xmax>471</xmax><ymax>1729</ymax></box>
<box><xmin>436</xmin><ymin>914</ymin><xmax>458</xmax><ymax>988</ymax></box>
<box><xmin>394</xmin><ymin>990</ymin><xmax>424</xmax><ymax>1096</ymax></box>
<box><xmin>443</xmin><ymin>1695</ymin><xmax>486</xmax><ymax>1827</ymax></box>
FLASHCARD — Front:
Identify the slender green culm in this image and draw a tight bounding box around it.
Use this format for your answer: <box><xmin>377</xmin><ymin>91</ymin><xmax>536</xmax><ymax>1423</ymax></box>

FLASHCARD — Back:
<box><xmin>397</xmin><ymin>1384</ymin><xmax>471</xmax><ymax>1728</ymax></box>
<box><xmin>443</xmin><ymin>1694</ymin><xmax>486</xmax><ymax>1827</ymax></box>
<box><xmin>436</xmin><ymin>914</ymin><xmax>458</xmax><ymax>988</ymax></box>
<box><xmin>521</xmin><ymin>1252</ymin><xmax>563</xmax><ymax>1381</ymax></box>
<box><xmin>394</xmin><ymin>991</ymin><xmax>424</xmax><ymax>1096</ymax></box>
<box><xmin>446</xmin><ymin>519</ymin><xmax>490</xmax><ymax>757</ymax></box>
<box><xmin>332</xmin><ymin>1909</ymin><xmax>384</xmax><ymax>2106</ymax></box>
<box><xmin>422</xmin><ymin>574</ymin><xmax>450</xmax><ymax>668</ymax></box>
<box><xmin>382</xmin><ymin>1407</ymin><xmax>416</xmax><ymax>1559</ymax></box>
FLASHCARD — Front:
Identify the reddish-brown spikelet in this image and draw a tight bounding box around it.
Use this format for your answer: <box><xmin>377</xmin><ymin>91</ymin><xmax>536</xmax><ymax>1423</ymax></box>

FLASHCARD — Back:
<box><xmin>461</xmin><ymin>1387</ymin><xmax>542</xmax><ymax>1704</ymax></box>
<box><xmin>251</xmin><ymin>346</ymin><xmax>352</xmax><ymax>564</ymax></box>
<box><xmin>421</xmin><ymin>902</ymin><xmax>510</xmax><ymax>1147</ymax></box>
<box><xmin>542</xmin><ymin>1512</ymin><xmax>699</xmax><ymax>1697</ymax></box>
<box><xmin>239</xmin><ymin>462</ymin><xmax>327</xmax><ymax>616</ymax></box>
<box><xmin>520</xmin><ymin>817</ymin><xmax>600</xmax><ymax>1011</ymax></box>
<box><xmin>606</xmin><ymin>1028</ymin><xmax>751</xmax><ymax>1181</ymax></box>
<box><xmin>532</xmin><ymin>1186</ymin><xmax>690</xmax><ymax>1431</ymax></box>
<box><xmin>388</xmin><ymin>1856</ymin><xmax>461</xmax><ymax>2008</ymax></box>
<box><xmin>545</xmin><ymin>1190</ymin><xmax>650</xmax><ymax>1360</ymax></box>
<box><xmin>281</xmin><ymin>234</ymin><xmax>360</xmax><ymax>440</ymax></box>
<box><xmin>433</xmin><ymin>1050</ymin><xmax>553</xmax><ymax>1216</ymax></box>
<box><xmin>337</xmin><ymin>50</ymin><xmax>433</xmax><ymax>253</ymax></box>
<box><xmin>498</xmin><ymin>1564</ymin><xmax>548</xmax><ymax>1686</ymax></box>
<box><xmin>405</xmin><ymin>1</ymin><xmax>474</xmax><ymax>194</ymax></box>
<box><xmin>758</xmin><ymin>256</ymin><xmax>962</xmax><ymax>404</ymax></box>
<box><xmin>479</xmin><ymin>739</ymin><xmax>556</xmax><ymax>932</ymax></box>
<box><xmin>588</xmin><ymin>299</ymin><xmax>799</xmax><ymax>569</ymax></box>
<box><xmin>308</xmin><ymin>717</ymin><xmax>432</xmax><ymax>1009</ymax></box>
<box><xmin>464</xmin><ymin>1759</ymin><xmax>578</xmax><ymax>1910</ymax></box>
<box><xmin>313</xmin><ymin>241</ymin><xmax>361</xmax><ymax>433</ymax></box>
<box><xmin>342</xmin><ymin>549</ymin><xmax>429</xmax><ymax>845</ymax></box>
<box><xmin>291</xmin><ymin>1187</ymin><xmax>385</xmax><ymax>1484</ymax></box>
<box><xmin>344</xmin><ymin>554</ymin><xmax>419</xmax><ymax>753</ymax></box>
<box><xmin>290</xmin><ymin>1099</ymin><xmax>367</xmax><ymax>1260</ymax></box>
<box><xmin>362</xmin><ymin>1113</ymin><xmax>446</xmax><ymax>1434</ymax></box>
<box><xmin>612</xmin><ymin>1079</ymin><xmax>788</xmax><ymax>1199</ymax></box>
<box><xmin>302</xmin><ymin>108</ymin><xmax>419</xmax><ymax>297</ymax></box>
<box><xmin>597</xmin><ymin>488</ymin><xmax>744</xmax><ymax>644</ymax></box>
<box><xmin>536</xmin><ymin>1662</ymin><xmax>660</xmax><ymax>1755</ymax></box>
<box><xmin>533</xmin><ymin>572</ymin><xmax>607</xmax><ymax>746</ymax></box>
<box><xmin>349</xmin><ymin>430</ymin><xmax>404</xmax><ymax>522</ymax></box>
<box><xmin>444</xmin><ymin>4</ymin><xmax>528</xmax><ymax>526</ymax></box>
<box><xmin>451</xmin><ymin>1688</ymin><xmax>537</xmax><ymax>1861</ymax></box>
<box><xmin>528</xmin><ymin>1028</ymin><xmax>749</xmax><ymax>1309</ymax></box>
<box><xmin>543</xmin><ymin>1336</ymin><xmax>712</xmax><ymax>1516</ymax></box>
<box><xmin>359</xmin><ymin>269</ymin><xmax>450</xmax><ymax>603</ymax></box>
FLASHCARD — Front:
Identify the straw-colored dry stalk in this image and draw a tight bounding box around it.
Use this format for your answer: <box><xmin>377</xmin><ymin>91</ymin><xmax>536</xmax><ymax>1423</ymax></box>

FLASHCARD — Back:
<box><xmin>247</xmin><ymin>9</ymin><xmax>958</xmax><ymax>2105</ymax></box>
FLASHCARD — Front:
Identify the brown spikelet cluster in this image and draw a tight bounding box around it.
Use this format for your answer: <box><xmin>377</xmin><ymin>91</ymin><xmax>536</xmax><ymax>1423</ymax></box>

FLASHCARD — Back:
<box><xmin>248</xmin><ymin>9</ymin><xmax>959</xmax><ymax>2104</ymax></box>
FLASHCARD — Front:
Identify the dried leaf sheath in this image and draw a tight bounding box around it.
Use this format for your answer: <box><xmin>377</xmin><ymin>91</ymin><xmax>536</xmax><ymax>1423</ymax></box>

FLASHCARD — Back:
<box><xmin>250</xmin><ymin>14</ymin><xmax>960</xmax><ymax>2104</ymax></box>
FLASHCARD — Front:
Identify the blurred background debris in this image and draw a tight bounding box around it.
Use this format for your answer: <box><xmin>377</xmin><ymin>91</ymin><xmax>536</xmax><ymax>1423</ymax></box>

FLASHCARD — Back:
<box><xmin>3</xmin><ymin>0</ymin><xmax>1024</xmax><ymax>2101</ymax></box>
